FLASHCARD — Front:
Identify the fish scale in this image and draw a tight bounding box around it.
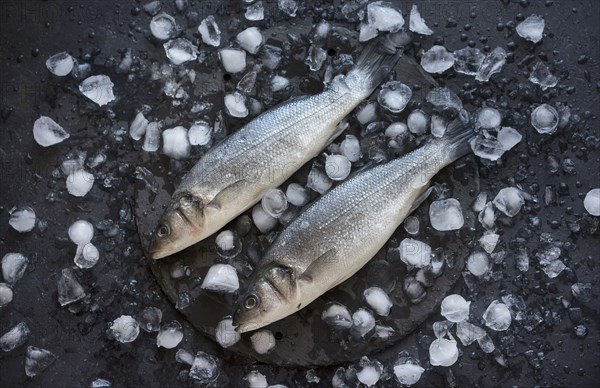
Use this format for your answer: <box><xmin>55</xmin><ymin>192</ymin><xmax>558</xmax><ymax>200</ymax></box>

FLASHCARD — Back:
<box><xmin>233</xmin><ymin>120</ymin><xmax>474</xmax><ymax>332</ymax></box>
<box><xmin>150</xmin><ymin>35</ymin><xmax>407</xmax><ymax>259</ymax></box>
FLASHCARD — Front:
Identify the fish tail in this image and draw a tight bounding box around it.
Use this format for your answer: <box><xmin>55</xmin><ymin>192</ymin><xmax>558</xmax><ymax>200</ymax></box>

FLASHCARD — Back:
<box><xmin>346</xmin><ymin>31</ymin><xmax>411</xmax><ymax>94</ymax></box>
<box><xmin>438</xmin><ymin>117</ymin><xmax>476</xmax><ymax>162</ymax></box>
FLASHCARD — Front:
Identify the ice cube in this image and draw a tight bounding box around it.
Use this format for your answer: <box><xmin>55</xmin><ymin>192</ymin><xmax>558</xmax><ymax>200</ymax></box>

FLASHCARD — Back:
<box><xmin>497</xmin><ymin>127</ymin><xmax>522</xmax><ymax>151</ymax></box>
<box><xmin>467</xmin><ymin>251</ymin><xmax>490</xmax><ymax>277</ymax></box>
<box><xmin>356</xmin><ymin>357</ymin><xmax>381</xmax><ymax>387</ymax></box>
<box><xmin>477</xmin><ymin>334</ymin><xmax>495</xmax><ymax>353</ymax></box>
<box><xmin>219</xmin><ymin>48</ymin><xmax>246</xmax><ymax>74</ymax></box>
<box><xmin>91</xmin><ymin>378</ymin><xmax>112</xmax><ymax>388</ymax></box>
<box><xmin>215</xmin><ymin>318</ymin><xmax>241</xmax><ymax>348</ymax></box>
<box><xmin>46</xmin><ymin>52</ymin><xmax>74</xmax><ymax>76</ymax></box>
<box><xmin>429</xmin><ymin>338</ymin><xmax>458</xmax><ymax>367</ymax></box>
<box><xmin>260</xmin><ymin>46</ymin><xmax>282</xmax><ymax>71</ymax></box>
<box><xmin>306</xmin><ymin>369</ymin><xmax>320</xmax><ymax>383</ymax></box>
<box><xmin>175</xmin><ymin>348</ymin><xmax>194</xmax><ymax>365</ymax></box>
<box><xmin>0</xmin><ymin>283</ymin><xmax>13</xmax><ymax>307</ymax></box>
<box><xmin>57</xmin><ymin>268</ymin><xmax>85</xmax><ymax>306</ymax></box>
<box><xmin>0</xmin><ymin>322</ymin><xmax>30</xmax><ymax>352</ymax></box>
<box><xmin>399</xmin><ymin>238</ymin><xmax>432</xmax><ymax>268</ymax></box>
<box><xmin>306</xmin><ymin>165</ymin><xmax>332</xmax><ymax>194</ymax></box>
<box><xmin>25</xmin><ymin>346</ymin><xmax>57</xmax><ymax>377</ymax></box>
<box><xmin>378</xmin><ymin>81</ymin><xmax>412</xmax><ymax>114</ymax></box>
<box><xmin>245</xmin><ymin>371</ymin><xmax>268</xmax><ymax>388</ymax></box>
<box><xmin>425</xmin><ymin>87</ymin><xmax>463</xmax><ymax>114</ymax></box>
<box><xmin>305</xmin><ymin>45</ymin><xmax>327</xmax><ymax>71</ymax></box>
<box><xmin>150</xmin><ymin>13</ymin><xmax>177</xmax><ymax>40</ymax></box>
<box><xmin>79</xmin><ymin>75</ymin><xmax>115</xmax><ymax>106</ymax></box>
<box><xmin>421</xmin><ymin>45</ymin><xmax>454</xmax><ymax>74</ymax></box>
<box><xmin>531</xmin><ymin>103</ymin><xmax>559</xmax><ymax>134</ymax></box>
<box><xmin>129</xmin><ymin>112</ymin><xmax>149</xmax><ymax>141</ymax></box>
<box><xmin>143</xmin><ymin>1</ymin><xmax>162</xmax><ymax>15</ymax></box>
<box><xmin>351</xmin><ymin>308</ymin><xmax>375</xmax><ymax>337</ymax></box>
<box><xmin>429</xmin><ymin>198</ymin><xmax>464</xmax><ymax>231</ymax></box>
<box><xmin>156</xmin><ymin>321</ymin><xmax>183</xmax><ymax>349</ymax></box>
<box><xmin>198</xmin><ymin>16</ymin><xmax>221</xmax><ymax>47</ymax></box>
<box><xmin>407</xmin><ymin>110</ymin><xmax>429</xmax><ymax>135</ymax></box>
<box><xmin>321</xmin><ymin>302</ymin><xmax>353</xmax><ymax>329</ymax></box>
<box><xmin>201</xmin><ymin>264</ymin><xmax>239</xmax><ymax>293</ymax></box>
<box><xmin>286</xmin><ymin>183</ymin><xmax>309</xmax><ymax>207</ymax></box>
<box><xmin>584</xmin><ymin>188</ymin><xmax>600</xmax><ymax>216</ymax></box>
<box><xmin>409</xmin><ymin>4</ymin><xmax>433</xmax><ymax>35</ymax></box>
<box><xmin>470</xmin><ymin>134</ymin><xmax>504</xmax><ymax>161</ymax></box>
<box><xmin>516</xmin><ymin>15</ymin><xmax>545</xmax><ymax>43</ymax></box>
<box><xmin>432</xmin><ymin>320</ymin><xmax>453</xmax><ymax>339</ymax></box>
<box><xmin>403</xmin><ymin>216</ymin><xmax>419</xmax><ymax>235</ymax></box>
<box><xmin>493</xmin><ymin>187</ymin><xmax>525</xmax><ymax>217</ymax></box>
<box><xmin>1</xmin><ymin>253</ymin><xmax>28</xmax><ymax>286</ymax></box>
<box><xmin>224</xmin><ymin>92</ymin><xmax>249</xmax><ymax>118</ymax></box>
<box><xmin>188</xmin><ymin>120</ymin><xmax>211</xmax><ymax>146</ymax></box>
<box><xmin>250</xmin><ymin>329</ymin><xmax>276</xmax><ymax>354</ymax></box>
<box><xmin>140</xmin><ymin>307</ymin><xmax>162</xmax><ymax>333</ymax></box>
<box><xmin>475</xmin><ymin>47</ymin><xmax>506</xmax><ymax>82</ymax></box>
<box><xmin>164</xmin><ymin>38</ymin><xmax>198</xmax><ymax>65</ymax></box>
<box><xmin>66</xmin><ymin>169</ymin><xmax>94</xmax><ymax>197</ymax></box>
<box><xmin>363</xmin><ymin>287</ymin><xmax>392</xmax><ymax>316</ymax></box>
<box><xmin>479</xmin><ymin>233</ymin><xmax>499</xmax><ymax>254</ymax></box>
<box><xmin>108</xmin><ymin>315</ymin><xmax>140</xmax><ymax>343</ymax></box>
<box><xmin>374</xmin><ymin>324</ymin><xmax>395</xmax><ymax>340</ymax></box>
<box><xmin>162</xmin><ymin>126</ymin><xmax>191</xmax><ymax>159</ymax></box>
<box><xmin>430</xmin><ymin>115</ymin><xmax>447</xmax><ymax>138</ymax></box>
<box><xmin>271</xmin><ymin>75</ymin><xmax>289</xmax><ymax>92</ymax></box>
<box><xmin>245</xmin><ymin>1</ymin><xmax>264</xmax><ymax>21</ymax></box>
<box><xmin>252</xmin><ymin>204</ymin><xmax>278</xmax><ymax>234</ymax></box>
<box><xmin>529</xmin><ymin>61</ymin><xmax>558</xmax><ymax>90</ymax></box>
<box><xmin>456</xmin><ymin>321</ymin><xmax>485</xmax><ymax>346</ymax></box>
<box><xmin>189</xmin><ymin>351</ymin><xmax>219</xmax><ymax>383</ymax></box>
<box><xmin>325</xmin><ymin>154</ymin><xmax>351</xmax><ymax>181</ymax></box>
<box><xmin>516</xmin><ymin>248</ymin><xmax>529</xmax><ymax>272</ymax></box>
<box><xmin>278</xmin><ymin>0</ymin><xmax>297</xmax><ymax>17</ymax></box>
<box><xmin>236</xmin><ymin>27</ymin><xmax>264</xmax><ymax>54</ymax></box>
<box><xmin>215</xmin><ymin>230</ymin><xmax>242</xmax><ymax>259</ymax></box>
<box><xmin>74</xmin><ymin>243</ymin><xmax>100</xmax><ymax>269</ymax></box>
<box><xmin>403</xmin><ymin>277</ymin><xmax>426</xmax><ymax>303</ymax></box>
<box><xmin>394</xmin><ymin>362</ymin><xmax>424</xmax><ymax>386</ymax></box>
<box><xmin>440</xmin><ymin>294</ymin><xmax>470</xmax><ymax>323</ymax></box>
<box><xmin>68</xmin><ymin>220</ymin><xmax>94</xmax><ymax>245</ymax></box>
<box><xmin>8</xmin><ymin>206</ymin><xmax>36</xmax><ymax>233</ymax></box>
<box><xmin>483</xmin><ymin>300</ymin><xmax>512</xmax><ymax>331</ymax></box>
<box><xmin>260</xmin><ymin>188</ymin><xmax>288</xmax><ymax>218</ymax></box>
<box><xmin>340</xmin><ymin>134</ymin><xmax>362</xmax><ymax>162</ymax></box>
<box><xmin>477</xmin><ymin>107</ymin><xmax>502</xmax><ymax>130</ymax></box>
<box><xmin>356</xmin><ymin>101</ymin><xmax>378</xmax><ymax>125</ymax></box>
<box><xmin>537</xmin><ymin>246</ymin><xmax>565</xmax><ymax>278</ymax></box>
<box><xmin>359</xmin><ymin>1</ymin><xmax>404</xmax><ymax>42</ymax></box>
<box><xmin>33</xmin><ymin>116</ymin><xmax>70</xmax><ymax>147</ymax></box>
<box><xmin>453</xmin><ymin>47</ymin><xmax>485</xmax><ymax>76</ymax></box>
<box><xmin>143</xmin><ymin>122</ymin><xmax>161</xmax><ymax>152</ymax></box>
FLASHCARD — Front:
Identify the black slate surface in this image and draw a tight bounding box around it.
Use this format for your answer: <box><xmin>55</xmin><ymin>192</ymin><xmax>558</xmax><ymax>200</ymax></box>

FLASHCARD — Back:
<box><xmin>0</xmin><ymin>0</ymin><xmax>599</xmax><ymax>387</ymax></box>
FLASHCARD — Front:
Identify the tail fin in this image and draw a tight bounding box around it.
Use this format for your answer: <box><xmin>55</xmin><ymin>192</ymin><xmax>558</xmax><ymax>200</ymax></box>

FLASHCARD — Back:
<box><xmin>347</xmin><ymin>31</ymin><xmax>411</xmax><ymax>93</ymax></box>
<box><xmin>439</xmin><ymin>117</ymin><xmax>476</xmax><ymax>162</ymax></box>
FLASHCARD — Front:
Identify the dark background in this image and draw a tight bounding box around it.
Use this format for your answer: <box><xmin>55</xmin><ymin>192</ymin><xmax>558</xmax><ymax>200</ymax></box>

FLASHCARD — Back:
<box><xmin>0</xmin><ymin>0</ymin><xmax>599</xmax><ymax>387</ymax></box>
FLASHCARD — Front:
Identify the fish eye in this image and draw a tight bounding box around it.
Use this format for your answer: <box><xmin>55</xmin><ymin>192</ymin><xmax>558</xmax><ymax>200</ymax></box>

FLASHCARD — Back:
<box><xmin>243</xmin><ymin>294</ymin><xmax>260</xmax><ymax>310</ymax></box>
<box><xmin>156</xmin><ymin>224</ymin><xmax>170</xmax><ymax>238</ymax></box>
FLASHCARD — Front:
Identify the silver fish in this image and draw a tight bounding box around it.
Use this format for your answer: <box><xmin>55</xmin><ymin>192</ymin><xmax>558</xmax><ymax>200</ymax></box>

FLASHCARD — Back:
<box><xmin>232</xmin><ymin>120</ymin><xmax>474</xmax><ymax>332</ymax></box>
<box><xmin>149</xmin><ymin>33</ymin><xmax>410</xmax><ymax>259</ymax></box>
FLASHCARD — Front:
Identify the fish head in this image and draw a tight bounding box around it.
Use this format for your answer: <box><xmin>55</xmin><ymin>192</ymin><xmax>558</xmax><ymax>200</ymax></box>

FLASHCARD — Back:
<box><xmin>232</xmin><ymin>264</ymin><xmax>298</xmax><ymax>333</ymax></box>
<box><xmin>149</xmin><ymin>191</ymin><xmax>207</xmax><ymax>259</ymax></box>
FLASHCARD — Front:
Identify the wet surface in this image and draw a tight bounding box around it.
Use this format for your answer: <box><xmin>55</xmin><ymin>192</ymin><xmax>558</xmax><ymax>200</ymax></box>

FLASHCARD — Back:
<box><xmin>0</xmin><ymin>0</ymin><xmax>599</xmax><ymax>387</ymax></box>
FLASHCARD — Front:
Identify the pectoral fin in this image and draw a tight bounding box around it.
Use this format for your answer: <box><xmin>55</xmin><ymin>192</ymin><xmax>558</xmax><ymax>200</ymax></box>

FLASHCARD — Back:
<box><xmin>207</xmin><ymin>180</ymin><xmax>248</xmax><ymax>211</ymax></box>
<box><xmin>298</xmin><ymin>249</ymin><xmax>339</xmax><ymax>285</ymax></box>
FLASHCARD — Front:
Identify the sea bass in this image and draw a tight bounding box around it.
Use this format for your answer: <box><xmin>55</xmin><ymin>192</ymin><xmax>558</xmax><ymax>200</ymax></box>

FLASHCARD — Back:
<box><xmin>232</xmin><ymin>120</ymin><xmax>474</xmax><ymax>332</ymax></box>
<box><xmin>149</xmin><ymin>33</ymin><xmax>410</xmax><ymax>259</ymax></box>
